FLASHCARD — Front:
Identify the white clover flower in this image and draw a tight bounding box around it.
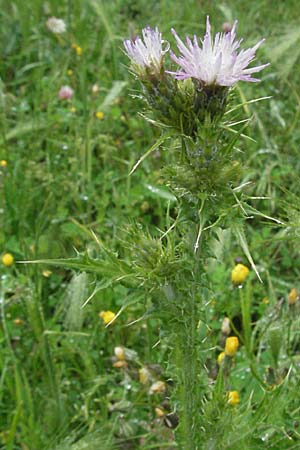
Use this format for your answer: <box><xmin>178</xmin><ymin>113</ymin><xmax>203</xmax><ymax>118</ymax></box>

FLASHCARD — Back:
<box><xmin>123</xmin><ymin>26</ymin><xmax>169</xmax><ymax>76</ymax></box>
<box><xmin>168</xmin><ymin>17</ymin><xmax>269</xmax><ymax>86</ymax></box>
<box><xmin>46</xmin><ymin>17</ymin><xmax>66</xmax><ymax>34</ymax></box>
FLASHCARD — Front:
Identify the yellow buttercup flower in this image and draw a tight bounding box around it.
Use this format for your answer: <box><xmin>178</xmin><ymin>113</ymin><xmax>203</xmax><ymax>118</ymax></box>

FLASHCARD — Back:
<box><xmin>225</xmin><ymin>336</ymin><xmax>239</xmax><ymax>357</ymax></box>
<box><xmin>95</xmin><ymin>111</ymin><xmax>104</xmax><ymax>120</ymax></box>
<box><xmin>288</xmin><ymin>288</ymin><xmax>298</xmax><ymax>305</ymax></box>
<box><xmin>231</xmin><ymin>263</ymin><xmax>249</xmax><ymax>284</ymax></box>
<box><xmin>2</xmin><ymin>253</ymin><xmax>14</xmax><ymax>267</ymax></box>
<box><xmin>0</xmin><ymin>160</ymin><xmax>7</xmax><ymax>167</ymax></box>
<box><xmin>227</xmin><ymin>390</ymin><xmax>240</xmax><ymax>405</ymax></box>
<box><xmin>67</xmin><ymin>69</ymin><xmax>73</xmax><ymax>76</ymax></box>
<box><xmin>217</xmin><ymin>351</ymin><xmax>226</xmax><ymax>365</ymax></box>
<box><xmin>99</xmin><ymin>310</ymin><xmax>115</xmax><ymax>325</ymax></box>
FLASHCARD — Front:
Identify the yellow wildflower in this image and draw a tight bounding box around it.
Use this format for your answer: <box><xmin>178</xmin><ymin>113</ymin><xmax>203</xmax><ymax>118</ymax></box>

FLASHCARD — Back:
<box><xmin>99</xmin><ymin>310</ymin><xmax>115</xmax><ymax>325</ymax></box>
<box><xmin>231</xmin><ymin>263</ymin><xmax>249</xmax><ymax>285</ymax></box>
<box><xmin>67</xmin><ymin>69</ymin><xmax>73</xmax><ymax>76</ymax></box>
<box><xmin>0</xmin><ymin>160</ymin><xmax>7</xmax><ymax>167</ymax></box>
<box><xmin>2</xmin><ymin>253</ymin><xmax>14</xmax><ymax>267</ymax></box>
<box><xmin>227</xmin><ymin>390</ymin><xmax>240</xmax><ymax>405</ymax></box>
<box><xmin>95</xmin><ymin>111</ymin><xmax>104</xmax><ymax>120</ymax></box>
<box><xmin>288</xmin><ymin>288</ymin><xmax>298</xmax><ymax>305</ymax></box>
<box><xmin>70</xmin><ymin>106</ymin><xmax>77</xmax><ymax>113</ymax></box>
<box><xmin>225</xmin><ymin>336</ymin><xmax>239</xmax><ymax>357</ymax></box>
<box><xmin>217</xmin><ymin>351</ymin><xmax>226</xmax><ymax>365</ymax></box>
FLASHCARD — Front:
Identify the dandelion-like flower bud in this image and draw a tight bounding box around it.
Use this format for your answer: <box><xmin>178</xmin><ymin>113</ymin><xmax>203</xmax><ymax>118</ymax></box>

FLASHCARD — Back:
<box><xmin>217</xmin><ymin>351</ymin><xmax>226</xmax><ymax>365</ymax></box>
<box><xmin>139</xmin><ymin>367</ymin><xmax>151</xmax><ymax>384</ymax></box>
<box><xmin>288</xmin><ymin>288</ymin><xmax>298</xmax><ymax>306</ymax></box>
<box><xmin>149</xmin><ymin>380</ymin><xmax>166</xmax><ymax>395</ymax></box>
<box><xmin>225</xmin><ymin>336</ymin><xmax>239</xmax><ymax>357</ymax></box>
<box><xmin>114</xmin><ymin>346</ymin><xmax>126</xmax><ymax>361</ymax></box>
<box><xmin>123</xmin><ymin>26</ymin><xmax>169</xmax><ymax>78</ymax></box>
<box><xmin>231</xmin><ymin>263</ymin><xmax>249</xmax><ymax>285</ymax></box>
<box><xmin>221</xmin><ymin>317</ymin><xmax>231</xmax><ymax>335</ymax></box>
<box><xmin>227</xmin><ymin>390</ymin><xmax>240</xmax><ymax>405</ymax></box>
<box><xmin>168</xmin><ymin>16</ymin><xmax>269</xmax><ymax>87</ymax></box>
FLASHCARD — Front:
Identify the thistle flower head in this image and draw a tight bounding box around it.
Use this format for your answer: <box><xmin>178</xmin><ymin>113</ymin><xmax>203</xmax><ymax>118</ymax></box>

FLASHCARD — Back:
<box><xmin>123</xmin><ymin>26</ymin><xmax>169</xmax><ymax>76</ymax></box>
<box><xmin>169</xmin><ymin>17</ymin><xmax>269</xmax><ymax>86</ymax></box>
<box><xmin>46</xmin><ymin>17</ymin><xmax>66</xmax><ymax>34</ymax></box>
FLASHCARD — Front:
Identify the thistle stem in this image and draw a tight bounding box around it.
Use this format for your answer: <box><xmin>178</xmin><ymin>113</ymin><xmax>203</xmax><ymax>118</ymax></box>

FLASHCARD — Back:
<box><xmin>175</xmin><ymin>291</ymin><xmax>199</xmax><ymax>450</ymax></box>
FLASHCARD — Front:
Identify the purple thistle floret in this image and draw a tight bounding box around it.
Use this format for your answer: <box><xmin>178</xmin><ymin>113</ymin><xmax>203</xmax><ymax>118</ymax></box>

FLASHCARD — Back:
<box><xmin>123</xmin><ymin>26</ymin><xmax>169</xmax><ymax>75</ymax></box>
<box><xmin>168</xmin><ymin>17</ymin><xmax>269</xmax><ymax>86</ymax></box>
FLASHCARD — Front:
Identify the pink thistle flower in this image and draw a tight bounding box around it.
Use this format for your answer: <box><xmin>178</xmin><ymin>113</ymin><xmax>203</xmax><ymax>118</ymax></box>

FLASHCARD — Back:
<box><xmin>123</xmin><ymin>26</ymin><xmax>169</xmax><ymax>76</ymax></box>
<box><xmin>58</xmin><ymin>85</ymin><xmax>74</xmax><ymax>100</ymax></box>
<box><xmin>168</xmin><ymin>17</ymin><xmax>269</xmax><ymax>86</ymax></box>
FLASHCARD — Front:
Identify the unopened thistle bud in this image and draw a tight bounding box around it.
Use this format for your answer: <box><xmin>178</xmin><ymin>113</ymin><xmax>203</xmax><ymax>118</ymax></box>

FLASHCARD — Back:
<box><xmin>227</xmin><ymin>390</ymin><xmax>240</xmax><ymax>405</ymax></box>
<box><xmin>288</xmin><ymin>288</ymin><xmax>298</xmax><ymax>306</ymax></box>
<box><xmin>231</xmin><ymin>263</ymin><xmax>249</xmax><ymax>285</ymax></box>
<box><xmin>221</xmin><ymin>317</ymin><xmax>231</xmax><ymax>335</ymax></box>
<box><xmin>225</xmin><ymin>336</ymin><xmax>239</xmax><ymax>357</ymax></box>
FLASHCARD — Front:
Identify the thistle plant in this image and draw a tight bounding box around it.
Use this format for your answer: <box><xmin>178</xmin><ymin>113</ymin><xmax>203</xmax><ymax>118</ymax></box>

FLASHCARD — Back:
<box><xmin>121</xmin><ymin>18</ymin><xmax>268</xmax><ymax>449</ymax></box>
<box><xmin>32</xmin><ymin>17</ymin><xmax>269</xmax><ymax>449</ymax></box>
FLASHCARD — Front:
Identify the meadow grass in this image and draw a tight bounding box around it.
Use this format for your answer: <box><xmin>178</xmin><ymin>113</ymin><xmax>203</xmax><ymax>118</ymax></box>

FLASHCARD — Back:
<box><xmin>1</xmin><ymin>0</ymin><xmax>300</xmax><ymax>449</ymax></box>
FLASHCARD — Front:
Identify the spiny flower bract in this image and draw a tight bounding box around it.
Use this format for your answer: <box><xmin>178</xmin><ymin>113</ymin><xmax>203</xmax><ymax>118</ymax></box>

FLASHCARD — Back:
<box><xmin>168</xmin><ymin>16</ymin><xmax>269</xmax><ymax>86</ymax></box>
<box><xmin>123</xmin><ymin>26</ymin><xmax>169</xmax><ymax>76</ymax></box>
